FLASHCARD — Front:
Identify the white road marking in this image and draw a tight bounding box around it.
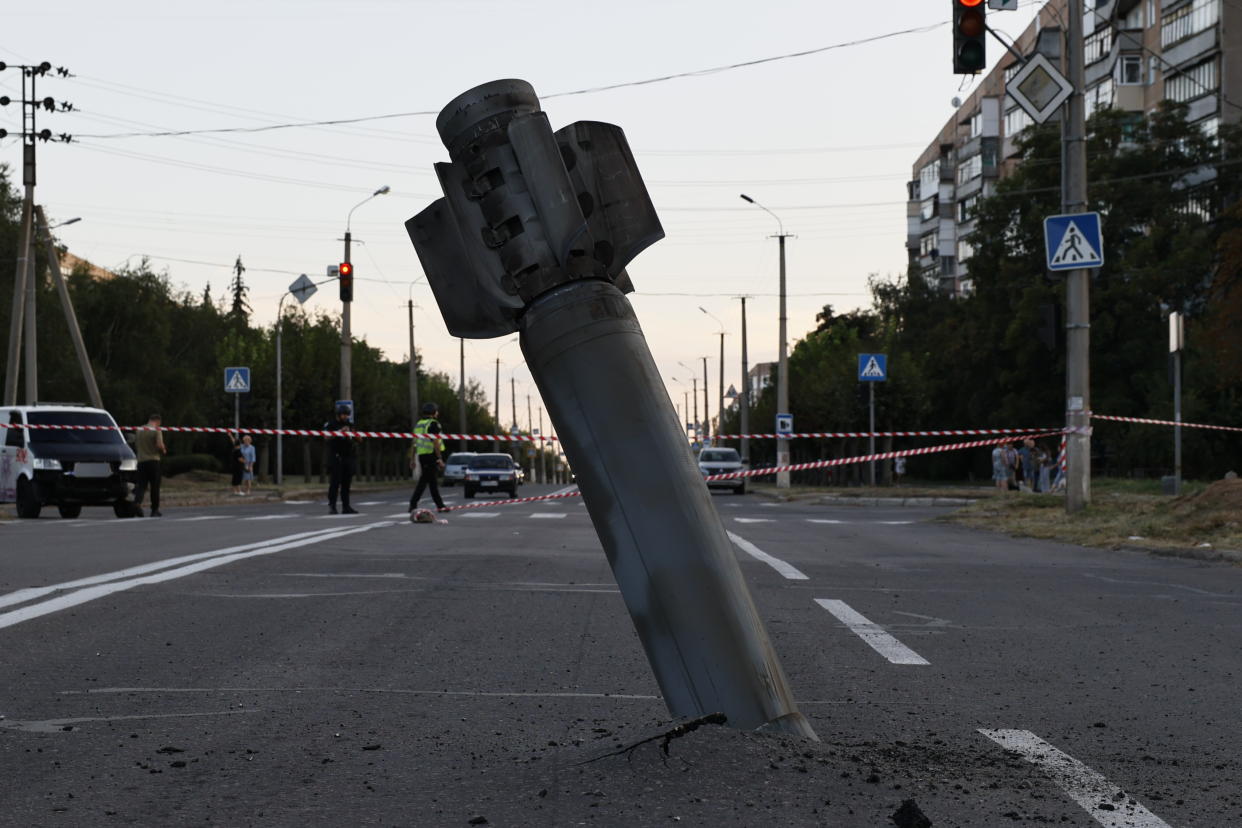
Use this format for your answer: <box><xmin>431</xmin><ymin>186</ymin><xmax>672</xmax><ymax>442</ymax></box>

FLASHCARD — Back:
<box><xmin>69</xmin><ymin>686</ymin><xmax>661</xmax><ymax>702</ymax></box>
<box><xmin>549</xmin><ymin>484</ymin><xmax>579</xmax><ymax>496</ymax></box>
<box><xmin>978</xmin><ymin>729</ymin><xmax>1171</xmax><ymax>827</ymax></box>
<box><xmin>316</xmin><ymin>513</ymin><xmax>365</xmax><ymax>519</ymax></box>
<box><xmin>0</xmin><ymin>522</ymin><xmax>393</xmax><ymax>630</ymax></box>
<box><xmin>0</xmin><ymin>709</ymin><xmax>260</xmax><ymax>733</ymax></box>
<box><xmin>726</xmin><ymin>530</ymin><xmax>808</xmax><ymax>580</ymax></box>
<box><xmin>386</xmin><ymin>512</ymin><xmax>412</xmax><ymax>519</ymax></box>
<box><xmin>283</xmin><ymin>500</ymin><xmax>313</xmax><ymax>505</ymax></box>
<box><xmin>240</xmin><ymin>514</ymin><xmax>297</xmax><ymax>521</ymax></box>
<box><xmin>733</xmin><ymin>517</ymin><xmax>774</xmax><ymax>524</ymax></box>
<box><xmin>814</xmin><ymin>599</ymin><xmax>930</xmax><ymax>665</ymax></box>
<box><xmin>807</xmin><ymin>519</ymin><xmax>844</xmax><ymax>524</ymax></box>
<box><xmin>0</xmin><ymin>526</ymin><xmax>349</xmax><ymax>611</ymax></box>
<box><xmin>529</xmin><ymin>513</ymin><xmax>567</xmax><ymax>520</ymax></box>
<box><xmin>878</xmin><ymin>520</ymin><xmax>914</xmax><ymax>525</ymax></box>
<box><xmin>759</xmin><ymin>502</ymin><xmax>781</xmax><ymax>508</ymax></box>
<box><xmin>357</xmin><ymin>501</ymin><xmax>385</xmax><ymax>506</ymax></box>
<box><xmin>460</xmin><ymin>512</ymin><xmax>500</xmax><ymax>519</ymax></box>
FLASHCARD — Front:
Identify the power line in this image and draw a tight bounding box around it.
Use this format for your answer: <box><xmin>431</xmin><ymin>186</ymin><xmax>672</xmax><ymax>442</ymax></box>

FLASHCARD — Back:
<box><xmin>69</xmin><ymin>24</ymin><xmax>947</xmax><ymax>140</ymax></box>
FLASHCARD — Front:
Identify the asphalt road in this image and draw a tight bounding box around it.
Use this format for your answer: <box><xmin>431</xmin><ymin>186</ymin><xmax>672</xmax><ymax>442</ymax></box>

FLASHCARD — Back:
<box><xmin>1</xmin><ymin>484</ymin><xmax>1239</xmax><ymax>826</ymax></box>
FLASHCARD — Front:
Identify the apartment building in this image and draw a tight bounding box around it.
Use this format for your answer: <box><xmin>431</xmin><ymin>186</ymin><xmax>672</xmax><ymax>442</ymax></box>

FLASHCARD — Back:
<box><xmin>907</xmin><ymin>0</ymin><xmax>1239</xmax><ymax>296</ymax></box>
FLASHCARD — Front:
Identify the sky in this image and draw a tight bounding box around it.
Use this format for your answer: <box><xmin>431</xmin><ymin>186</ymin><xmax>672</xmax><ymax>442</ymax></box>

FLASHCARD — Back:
<box><xmin>0</xmin><ymin>0</ymin><xmax>1043</xmax><ymax>432</ymax></box>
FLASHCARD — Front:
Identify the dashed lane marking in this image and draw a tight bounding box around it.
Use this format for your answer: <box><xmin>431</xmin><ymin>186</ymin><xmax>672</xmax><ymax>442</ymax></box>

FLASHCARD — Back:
<box><xmin>814</xmin><ymin>599</ymin><xmax>930</xmax><ymax>665</ymax></box>
<box><xmin>807</xmin><ymin>519</ymin><xmax>844</xmax><ymax>524</ymax></box>
<box><xmin>725</xmin><ymin>530</ymin><xmax>808</xmax><ymax>580</ymax></box>
<box><xmin>460</xmin><ymin>512</ymin><xmax>500</xmax><ymax>519</ymax></box>
<box><xmin>176</xmin><ymin>516</ymin><xmax>232</xmax><ymax>522</ymax></box>
<box><xmin>733</xmin><ymin>517</ymin><xmax>774</xmax><ymax>524</ymax></box>
<box><xmin>529</xmin><ymin>513</ymin><xmax>568</xmax><ymax>519</ymax></box>
<box><xmin>240</xmin><ymin>514</ymin><xmax>297</xmax><ymax>521</ymax></box>
<box><xmin>978</xmin><ymin>730</ymin><xmax>1171</xmax><ymax>827</ymax></box>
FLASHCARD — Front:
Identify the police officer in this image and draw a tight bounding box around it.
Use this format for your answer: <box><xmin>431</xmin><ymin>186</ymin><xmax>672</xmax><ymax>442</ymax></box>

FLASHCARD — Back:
<box><xmin>325</xmin><ymin>404</ymin><xmax>360</xmax><ymax>514</ymax></box>
<box><xmin>409</xmin><ymin>402</ymin><xmax>447</xmax><ymax>512</ymax></box>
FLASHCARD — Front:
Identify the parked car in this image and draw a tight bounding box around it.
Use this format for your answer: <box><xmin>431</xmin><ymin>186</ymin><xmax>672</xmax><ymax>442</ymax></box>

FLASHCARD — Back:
<box><xmin>463</xmin><ymin>453</ymin><xmax>520</xmax><ymax>499</ymax></box>
<box><xmin>697</xmin><ymin>447</ymin><xmax>747</xmax><ymax>495</ymax></box>
<box><xmin>0</xmin><ymin>404</ymin><xmax>139</xmax><ymax>519</ymax></box>
<box><xmin>441</xmin><ymin>452</ymin><xmax>476</xmax><ymax>486</ymax></box>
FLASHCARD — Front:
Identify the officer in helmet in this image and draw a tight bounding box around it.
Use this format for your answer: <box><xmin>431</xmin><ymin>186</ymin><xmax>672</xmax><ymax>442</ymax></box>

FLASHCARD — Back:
<box><xmin>325</xmin><ymin>403</ymin><xmax>360</xmax><ymax>514</ymax></box>
<box><xmin>409</xmin><ymin>401</ymin><xmax>448</xmax><ymax>512</ymax></box>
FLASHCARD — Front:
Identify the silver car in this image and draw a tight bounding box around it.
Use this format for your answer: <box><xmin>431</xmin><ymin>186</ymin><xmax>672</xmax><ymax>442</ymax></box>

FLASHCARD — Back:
<box><xmin>441</xmin><ymin>452</ymin><xmax>476</xmax><ymax>486</ymax></box>
<box><xmin>697</xmin><ymin>447</ymin><xmax>747</xmax><ymax>495</ymax></box>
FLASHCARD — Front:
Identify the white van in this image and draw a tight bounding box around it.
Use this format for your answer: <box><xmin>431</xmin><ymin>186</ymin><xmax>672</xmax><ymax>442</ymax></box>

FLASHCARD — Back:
<box><xmin>0</xmin><ymin>404</ymin><xmax>138</xmax><ymax>519</ymax></box>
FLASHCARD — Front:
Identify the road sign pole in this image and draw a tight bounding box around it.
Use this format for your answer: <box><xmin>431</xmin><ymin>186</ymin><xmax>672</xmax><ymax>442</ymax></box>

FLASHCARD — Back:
<box><xmin>869</xmin><ymin>382</ymin><xmax>876</xmax><ymax>486</ymax></box>
<box><xmin>1064</xmin><ymin>0</ymin><xmax>1091</xmax><ymax>513</ymax></box>
<box><xmin>234</xmin><ymin>392</ymin><xmax>239</xmax><ymax>433</ymax></box>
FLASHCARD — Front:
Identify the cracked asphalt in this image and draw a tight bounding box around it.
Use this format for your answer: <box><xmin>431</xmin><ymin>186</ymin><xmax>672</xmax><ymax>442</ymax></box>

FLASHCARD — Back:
<box><xmin>1</xmin><ymin>485</ymin><xmax>1238</xmax><ymax>826</ymax></box>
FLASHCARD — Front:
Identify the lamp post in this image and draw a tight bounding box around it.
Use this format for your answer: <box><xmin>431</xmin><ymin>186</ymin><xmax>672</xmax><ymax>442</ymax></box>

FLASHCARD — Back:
<box><xmin>736</xmin><ymin>295</ymin><xmax>751</xmax><ymax>464</ymax></box>
<box><xmin>740</xmin><ymin>194</ymin><xmax>792</xmax><ymax>488</ymax></box>
<box><xmin>700</xmin><ymin>307</ymin><xmax>726</xmax><ymax>445</ymax></box>
<box><xmin>276</xmin><ymin>274</ymin><xmax>321</xmax><ymax>486</ymax></box>
<box><xmin>494</xmin><ymin>337</ymin><xmax>518</xmax><ymax>450</ymax></box>
<box><xmin>341</xmin><ymin>185</ymin><xmax>390</xmax><ymax>402</ymax></box>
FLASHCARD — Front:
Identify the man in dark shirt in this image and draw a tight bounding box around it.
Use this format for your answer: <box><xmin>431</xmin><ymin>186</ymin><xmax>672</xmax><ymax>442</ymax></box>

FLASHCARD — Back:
<box><xmin>325</xmin><ymin>405</ymin><xmax>360</xmax><ymax>514</ymax></box>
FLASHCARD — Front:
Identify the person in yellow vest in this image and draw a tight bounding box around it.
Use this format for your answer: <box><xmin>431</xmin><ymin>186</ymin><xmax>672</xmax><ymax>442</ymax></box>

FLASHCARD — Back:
<box><xmin>133</xmin><ymin>413</ymin><xmax>167</xmax><ymax>517</ymax></box>
<box><xmin>408</xmin><ymin>402</ymin><xmax>447</xmax><ymax>512</ymax></box>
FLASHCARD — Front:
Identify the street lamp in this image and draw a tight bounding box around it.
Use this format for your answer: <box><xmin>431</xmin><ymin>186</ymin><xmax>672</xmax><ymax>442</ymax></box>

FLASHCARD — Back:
<box><xmin>49</xmin><ymin>216</ymin><xmax>81</xmax><ymax>229</ymax></box>
<box><xmin>740</xmin><ymin>193</ymin><xmax>791</xmax><ymax>488</ymax></box>
<box><xmin>700</xmin><ymin>306</ymin><xmax>726</xmax><ymax>445</ymax></box>
<box><xmin>494</xmin><ymin>337</ymin><xmax>519</xmax><ymax>450</ymax></box>
<box><xmin>340</xmin><ymin>184</ymin><xmax>390</xmax><ymax>403</ymax></box>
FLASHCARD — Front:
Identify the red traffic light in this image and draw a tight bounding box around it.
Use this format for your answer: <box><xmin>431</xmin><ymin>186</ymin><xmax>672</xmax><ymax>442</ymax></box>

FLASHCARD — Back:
<box><xmin>339</xmin><ymin>262</ymin><xmax>353</xmax><ymax>277</ymax></box>
<box><xmin>959</xmin><ymin>0</ymin><xmax>983</xmax><ymax>5</ymax></box>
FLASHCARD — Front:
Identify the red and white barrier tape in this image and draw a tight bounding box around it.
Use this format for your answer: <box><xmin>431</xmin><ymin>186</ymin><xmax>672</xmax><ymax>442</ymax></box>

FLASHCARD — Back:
<box><xmin>442</xmin><ymin>431</ymin><xmax>1062</xmax><ymax>511</ymax></box>
<box><xmin>1090</xmin><ymin>413</ymin><xmax>1242</xmax><ymax>433</ymax></box>
<box><xmin>716</xmin><ymin>427</ymin><xmax>1059</xmax><ymax>440</ymax></box>
<box><xmin>0</xmin><ymin>422</ymin><xmax>559</xmax><ymax>442</ymax></box>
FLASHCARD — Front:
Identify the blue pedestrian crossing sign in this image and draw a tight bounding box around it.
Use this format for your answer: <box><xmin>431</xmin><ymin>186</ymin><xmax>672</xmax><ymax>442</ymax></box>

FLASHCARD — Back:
<box><xmin>858</xmin><ymin>354</ymin><xmax>887</xmax><ymax>382</ymax></box>
<box><xmin>224</xmin><ymin>366</ymin><xmax>250</xmax><ymax>393</ymax></box>
<box><xmin>1044</xmin><ymin>212</ymin><xmax>1103</xmax><ymax>271</ymax></box>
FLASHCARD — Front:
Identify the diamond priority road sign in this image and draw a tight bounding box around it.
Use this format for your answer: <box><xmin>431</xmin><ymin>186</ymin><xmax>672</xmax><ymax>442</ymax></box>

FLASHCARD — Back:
<box><xmin>1006</xmin><ymin>53</ymin><xmax>1073</xmax><ymax>125</ymax></box>
<box><xmin>289</xmin><ymin>273</ymin><xmax>317</xmax><ymax>304</ymax></box>
<box><xmin>1044</xmin><ymin>212</ymin><xmax>1104</xmax><ymax>271</ymax></box>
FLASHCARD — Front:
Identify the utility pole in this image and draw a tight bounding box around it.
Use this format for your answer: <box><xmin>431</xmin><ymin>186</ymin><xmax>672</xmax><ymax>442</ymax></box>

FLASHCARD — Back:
<box><xmin>458</xmin><ymin>337</ymin><xmax>467</xmax><ymax>452</ymax></box>
<box><xmin>2</xmin><ymin>60</ymin><xmax>71</xmax><ymax>406</ymax></box>
<box><xmin>691</xmin><ymin>377</ymin><xmax>699</xmax><ymax>442</ymax></box>
<box><xmin>510</xmin><ymin>375</ymin><xmax>517</xmax><ymax>443</ymax></box>
<box><xmin>738</xmin><ymin>296</ymin><xmax>750</xmax><ymax>464</ymax></box>
<box><xmin>538</xmin><ymin>406</ymin><xmax>546</xmax><ymax>484</ymax></box>
<box><xmin>776</xmin><ymin>232</ymin><xmax>791</xmax><ymax>488</ymax></box>
<box><xmin>1064</xmin><ymin>0</ymin><xmax>1091</xmax><ymax>513</ymax></box>
<box><xmin>407</xmin><ymin>300</ymin><xmax>419</xmax><ymax>429</ymax></box>
<box><xmin>36</xmin><ymin>208</ymin><xmax>101</xmax><ymax>407</ymax></box>
<box><xmin>716</xmin><ymin>335</ymin><xmax>724</xmax><ymax>445</ymax></box>
<box><xmin>494</xmin><ymin>357</ymin><xmax>501</xmax><ymax>452</ymax></box>
<box><xmin>342</xmin><ymin>186</ymin><xmax>390</xmax><ymax>404</ymax></box>
<box><xmin>701</xmin><ymin>357</ymin><xmax>709</xmax><ymax>446</ymax></box>
<box><xmin>526</xmin><ymin>393</ymin><xmax>533</xmax><ymax>481</ymax></box>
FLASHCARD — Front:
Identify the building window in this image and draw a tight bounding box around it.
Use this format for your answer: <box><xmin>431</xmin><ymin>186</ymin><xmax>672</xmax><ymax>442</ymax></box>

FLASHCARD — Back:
<box><xmin>956</xmin><ymin>154</ymin><xmax>982</xmax><ymax>185</ymax></box>
<box><xmin>957</xmin><ymin>238</ymin><xmax>975</xmax><ymax>262</ymax></box>
<box><xmin>1087</xmin><ymin>78</ymin><xmax>1114</xmax><ymax>115</ymax></box>
<box><xmin>969</xmin><ymin>110</ymin><xmax>984</xmax><ymax>138</ymax></box>
<box><xmin>959</xmin><ymin>195</ymin><xmax>979</xmax><ymax>222</ymax></box>
<box><xmin>1161</xmin><ymin>0</ymin><xmax>1220</xmax><ymax>47</ymax></box>
<box><xmin>1197</xmin><ymin>115</ymin><xmax>1221</xmax><ymax>142</ymax></box>
<box><xmin>1165</xmin><ymin>57</ymin><xmax>1217</xmax><ymax>102</ymax></box>
<box><xmin>920</xmin><ymin>196</ymin><xmax>937</xmax><ymax>221</ymax></box>
<box><xmin>1004</xmin><ymin>106</ymin><xmax>1033</xmax><ymax>137</ymax></box>
<box><xmin>1117</xmin><ymin>54</ymin><xmax>1143</xmax><ymax>85</ymax></box>
<box><xmin>920</xmin><ymin>232</ymin><xmax>940</xmax><ymax>258</ymax></box>
<box><xmin>918</xmin><ymin>161</ymin><xmax>941</xmax><ymax>194</ymax></box>
<box><xmin>1085</xmin><ymin>27</ymin><xmax>1113</xmax><ymax>64</ymax></box>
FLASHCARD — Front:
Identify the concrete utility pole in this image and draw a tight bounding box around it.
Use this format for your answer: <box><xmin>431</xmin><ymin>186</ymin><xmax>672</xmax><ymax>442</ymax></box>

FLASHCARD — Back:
<box><xmin>408</xmin><ymin>300</ymin><xmax>419</xmax><ymax>430</ymax></box>
<box><xmin>510</xmin><ymin>375</ymin><xmax>517</xmax><ymax>439</ymax></box>
<box><xmin>408</xmin><ymin>79</ymin><xmax>815</xmax><ymax>739</ymax></box>
<box><xmin>458</xmin><ymin>337</ymin><xmax>467</xmax><ymax>451</ymax></box>
<box><xmin>699</xmin><ymin>306</ymin><xmax>726</xmax><ymax>446</ymax></box>
<box><xmin>36</xmin><ymin>209</ymin><xmax>101</xmax><ymax>408</ymax></box>
<box><xmin>494</xmin><ymin>357</ymin><xmax>500</xmax><ymax>452</ymax></box>
<box><xmin>526</xmin><ymin>393</ymin><xmax>533</xmax><ymax>480</ymax></box>
<box><xmin>2</xmin><ymin>60</ymin><xmax>70</xmax><ymax>406</ymax></box>
<box><xmin>1064</xmin><ymin>0</ymin><xmax>1091</xmax><ymax>513</ymax></box>
<box><xmin>738</xmin><ymin>296</ymin><xmax>751</xmax><ymax>464</ymax></box>
<box><xmin>701</xmin><ymin>356</ymin><xmax>709</xmax><ymax>446</ymax></box>
<box><xmin>538</xmin><ymin>406</ymin><xmax>545</xmax><ymax>484</ymax></box>
<box><xmin>740</xmin><ymin>194</ymin><xmax>792</xmax><ymax>487</ymax></box>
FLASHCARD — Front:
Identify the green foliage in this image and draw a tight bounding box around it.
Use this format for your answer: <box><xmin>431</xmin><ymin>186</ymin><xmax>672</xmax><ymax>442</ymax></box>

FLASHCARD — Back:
<box><xmin>162</xmin><ymin>453</ymin><xmax>224</xmax><ymax>477</ymax></box>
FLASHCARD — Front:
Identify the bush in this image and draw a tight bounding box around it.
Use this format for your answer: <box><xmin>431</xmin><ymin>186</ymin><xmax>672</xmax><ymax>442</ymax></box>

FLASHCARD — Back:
<box><xmin>162</xmin><ymin>453</ymin><xmax>223</xmax><ymax>477</ymax></box>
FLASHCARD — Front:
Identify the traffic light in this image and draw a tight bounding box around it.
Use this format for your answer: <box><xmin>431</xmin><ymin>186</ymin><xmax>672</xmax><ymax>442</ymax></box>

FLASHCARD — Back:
<box><xmin>338</xmin><ymin>261</ymin><xmax>354</xmax><ymax>302</ymax></box>
<box><xmin>953</xmin><ymin>0</ymin><xmax>987</xmax><ymax>74</ymax></box>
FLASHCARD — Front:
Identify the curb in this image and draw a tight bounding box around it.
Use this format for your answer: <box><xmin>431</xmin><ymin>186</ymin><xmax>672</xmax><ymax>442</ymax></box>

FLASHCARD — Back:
<box><xmin>1119</xmin><ymin>544</ymin><xmax>1242</xmax><ymax>564</ymax></box>
<box><xmin>751</xmin><ymin>489</ymin><xmax>977</xmax><ymax>508</ymax></box>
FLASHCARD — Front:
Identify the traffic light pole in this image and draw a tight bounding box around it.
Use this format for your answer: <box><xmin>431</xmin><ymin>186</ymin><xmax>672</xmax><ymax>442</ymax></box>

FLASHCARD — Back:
<box><xmin>341</xmin><ymin>231</ymin><xmax>352</xmax><ymax>403</ymax></box>
<box><xmin>409</xmin><ymin>79</ymin><xmax>815</xmax><ymax>739</ymax></box>
<box><xmin>1064</xmin><ymin>0</ymin><xmax>1091</xmax><ymax>513</ymax></box>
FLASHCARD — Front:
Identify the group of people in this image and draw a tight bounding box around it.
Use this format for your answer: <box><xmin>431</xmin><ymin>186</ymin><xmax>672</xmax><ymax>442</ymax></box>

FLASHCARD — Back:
<box><xmin>324</xmin><ymin>401</ymin><xmax>449</xmax><ymax>515</ymax></box>
<box><xmin>991</xmin><ymin>437</ymin><xmax>1065</xmax><ymax>493</ymax></box>
<box><xmin>127</xmin><ymin>401</ymin><xmax>454</xmax><ymax>517</ymax></box>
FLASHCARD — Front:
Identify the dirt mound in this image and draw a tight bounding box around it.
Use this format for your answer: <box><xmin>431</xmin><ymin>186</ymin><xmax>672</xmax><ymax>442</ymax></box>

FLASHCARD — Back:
<box><xmin>1169</xmin><ymin>479</ymin><xmax>1242</xmax><ymax>535</ymax></box>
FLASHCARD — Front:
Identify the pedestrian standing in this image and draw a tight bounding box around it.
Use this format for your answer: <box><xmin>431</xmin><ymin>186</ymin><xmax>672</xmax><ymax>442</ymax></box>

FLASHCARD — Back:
<box><xmin>409</xmin><ymin>402</ymin><xmax>448</xmax><ymax>512</ymax></box>
<box><xmin>229</xmin><ymin>432</ymin><xmax>245</xmax><ymax>495</ymax></box>
<box><xmin>1036</xmin><ymin>444</ymin><xmax>1053</xmax><ymax>493</ymax></box>
<box><xmin>1005</xmin><ymin>442</ymin><xmax>1020</xmax><ymax>491</ymax></box>
<box><xmin>893</xmin><ymin>456</ymin><xmax>907</xmax><ymax>486</ymax></box>
<box><xmin>1018</xmin><ymin>438</ymin><xmax>1037</xmax><ymax>493</ymax></box>
<box><xmin>133</xmin><ymin>413</ymin><xmax>166</xmax><ymax>517</ymax></box>
<box><xmin>239</xmin><ymin>434</ymin><xmax>256</xmax><ymax>496</ymax></box>
<box><xmin>991</xmin><ymin>444</ymin><xmax>1009</xmax><ymax>492</ymax></box>
<box><xmin>325</xmin><ymin>405</ymin><xmax>359</xmax><ymax>514</ymax></box>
